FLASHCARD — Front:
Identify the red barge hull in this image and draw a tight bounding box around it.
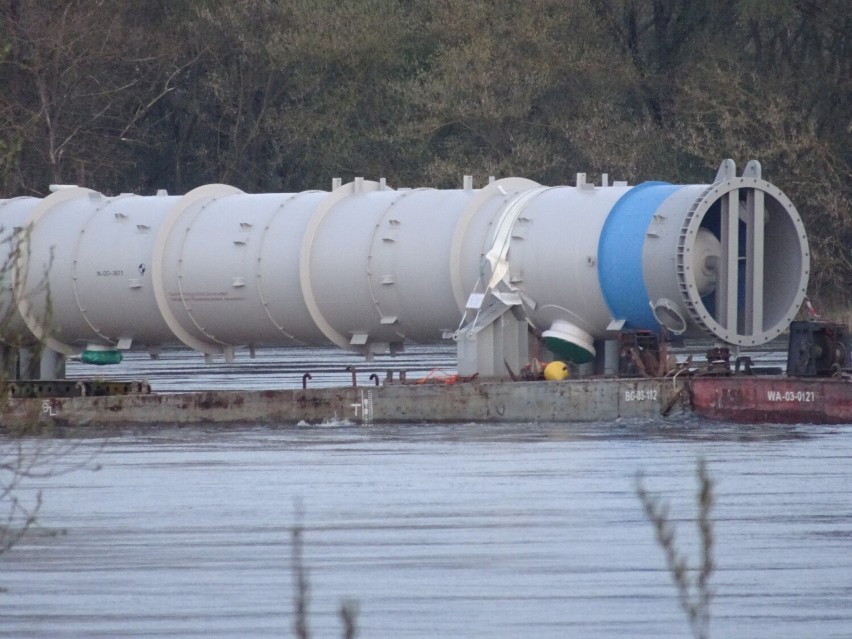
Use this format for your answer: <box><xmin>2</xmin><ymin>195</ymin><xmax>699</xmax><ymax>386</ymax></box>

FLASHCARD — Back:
<box><xmin>690</xmin><ymin>376</ymin><xmax>852</xmax><ymax>424</ymax></box>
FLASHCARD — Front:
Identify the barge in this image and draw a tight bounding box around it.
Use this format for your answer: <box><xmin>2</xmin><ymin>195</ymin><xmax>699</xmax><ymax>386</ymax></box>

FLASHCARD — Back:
<box><xmin>0</xmin><ymin>160</ymin><xmax>849</xmax><ymax>428</ymax></box>
<box><xmin>4</xmin><ymin>320</ymin><xmax>849</xmax><ymax>429</ymax></box>
<box><xmin>3</xmin><ymin>369</ymin><xmax>850</xmax><ymax>430</ymax></box>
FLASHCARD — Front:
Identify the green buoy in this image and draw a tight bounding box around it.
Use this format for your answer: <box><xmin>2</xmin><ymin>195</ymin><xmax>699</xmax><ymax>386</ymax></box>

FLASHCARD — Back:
<box><xmin>81</xmin><ymin>350</ymin><xmax>123</xmax><ymax>365</ymax></box>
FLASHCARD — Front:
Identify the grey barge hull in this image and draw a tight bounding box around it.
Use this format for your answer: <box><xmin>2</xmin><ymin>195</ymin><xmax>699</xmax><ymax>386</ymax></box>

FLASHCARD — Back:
<box><xmin>4</xmin><ymin>377</ymin><xmax>688</xmax><ymax>429</ymax></box>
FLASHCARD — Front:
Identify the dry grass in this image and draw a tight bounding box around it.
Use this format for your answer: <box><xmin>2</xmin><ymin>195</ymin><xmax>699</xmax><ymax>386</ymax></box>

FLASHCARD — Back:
<box><xmin>637</xmin><ymin>459</ymin><xmax>714</xmax><ymax>639</ymax></box>
<box><xmin>291</xmin><ymin>513</ymin><xmax>359</xmax><ymax>639</ymax></box>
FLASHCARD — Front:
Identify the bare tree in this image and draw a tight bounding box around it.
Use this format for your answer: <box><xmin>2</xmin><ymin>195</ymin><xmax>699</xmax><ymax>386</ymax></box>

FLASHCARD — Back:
<box><xmin>0</xmin><ymin>0</ymin><xmax>190</xmax><ymax>194</ymax></box>
<box><xmin>0</xmin><ymin>219</ymin><xmax>98</xmax><ymax>558</ymax></box>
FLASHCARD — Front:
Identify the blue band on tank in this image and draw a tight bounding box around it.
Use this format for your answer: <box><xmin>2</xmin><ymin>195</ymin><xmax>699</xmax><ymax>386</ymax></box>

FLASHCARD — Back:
<box><xmin>597</xmin><ymin>182</ymin><xmax>683</xmax><ymax>329</ymax></box>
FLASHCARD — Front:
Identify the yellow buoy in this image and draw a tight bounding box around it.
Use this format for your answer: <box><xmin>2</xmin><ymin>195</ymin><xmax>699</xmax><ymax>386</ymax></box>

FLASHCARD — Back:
<box><xmin>543</xmin><ymin>360</ymin><xmax>569</xmax><ymax>381</ymax></box>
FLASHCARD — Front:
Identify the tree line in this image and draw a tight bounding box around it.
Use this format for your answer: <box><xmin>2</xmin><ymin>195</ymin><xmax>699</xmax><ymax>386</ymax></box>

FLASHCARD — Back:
<box><xmin>1</xmin><ymin>0</ymin><xmax>849</xmax><ymax>304</ymax></box>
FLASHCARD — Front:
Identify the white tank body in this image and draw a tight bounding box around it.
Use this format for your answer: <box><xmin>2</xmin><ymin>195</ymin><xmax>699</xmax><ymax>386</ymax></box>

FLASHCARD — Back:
<box><xmin>1</xmin><ymin>159</ymin><xmax>811</xmax><ymax>366</ymax></box>
<box><xmin>16</xmin><ymin>189</ymin><xmax>180</xmax><ymax>354</ymax></box>
<box><xmin>153</xmin><ymin>188</ymin><xmax>331</xmax><ymax>353</ymax></box>
<box><xmin>502</xmin><ymin>185</ymin><xmax>633</xmax><ymax>338</ymax></box>
<box><xmin>304</xmin><ymin>186</ymin><xmax>472</xmax><ymax>349</ymax></box>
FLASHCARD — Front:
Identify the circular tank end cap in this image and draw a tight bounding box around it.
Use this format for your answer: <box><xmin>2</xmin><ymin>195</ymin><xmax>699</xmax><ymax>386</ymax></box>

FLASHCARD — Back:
<box><xmin>542</xmin><ymin>320</ymin><xmax>596</xmax><ymax>364</ymax></box>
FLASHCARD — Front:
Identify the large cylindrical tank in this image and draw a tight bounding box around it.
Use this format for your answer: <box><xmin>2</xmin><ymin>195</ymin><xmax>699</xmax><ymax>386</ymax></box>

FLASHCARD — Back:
<box><xmin>0</xmin><ymin>159</ymin><xmax>810</xmax><ymax>365</ymax></box>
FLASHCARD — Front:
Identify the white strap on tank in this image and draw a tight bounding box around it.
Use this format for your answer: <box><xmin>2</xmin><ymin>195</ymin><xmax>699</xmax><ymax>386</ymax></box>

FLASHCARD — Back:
<box><xmin>483</xmin><ymin>186</ymin><xmax>551</xmax><ymax>293</ymax></box>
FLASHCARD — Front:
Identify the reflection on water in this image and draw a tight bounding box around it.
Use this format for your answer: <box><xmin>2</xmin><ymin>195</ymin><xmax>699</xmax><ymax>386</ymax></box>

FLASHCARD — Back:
<box><xmin>2</xmin><ymin>420</ymin><xmax>851</xmax><ymax>638</ymax></box>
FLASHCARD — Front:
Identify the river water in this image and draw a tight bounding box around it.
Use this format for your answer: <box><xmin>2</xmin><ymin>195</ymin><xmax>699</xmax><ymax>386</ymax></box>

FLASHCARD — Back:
<box><xmin>1</xmin><ymin>346</ymin><xmax>851</xmax><ymax>638</ymax></box>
